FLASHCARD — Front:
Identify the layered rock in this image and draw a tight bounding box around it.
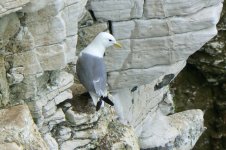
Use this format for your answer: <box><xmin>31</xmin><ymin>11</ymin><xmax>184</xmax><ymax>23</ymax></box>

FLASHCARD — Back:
<box><xmin>104</xmin><ymin>3</ymin><xmax>222</xmax><ymax>89</ymax></box>
<box><xmin>0</xmin><ymin>0</ymin><xmax>29</xmax><ymax>17</ymax></box>
<box><xmin>0</xmin><ymin>105</ymin><xmax>48</xmax><ymax>150</ymax></box>
<box><xmin>140</xmin><ymin>109</ymin><xmax>205</xmax><ymax>150</ymax></box>
<box><xmin>171</xmin><ymin>2</ymin><xmax>226</xmax><ymax>149</ymax></box>
<box><xmin>0</xmin><ymin>0</ymin><xmax>88</xmax><ymax>149</ymax></box>
<box><xmin>87</xmin><ymin>0</ymin><xmax>222</xmax><ymax>149</ymax></box>
<box><xmin>0</xmin><ymin>0</ymin><xmax>223</xmax><ymax>150</ymax></box>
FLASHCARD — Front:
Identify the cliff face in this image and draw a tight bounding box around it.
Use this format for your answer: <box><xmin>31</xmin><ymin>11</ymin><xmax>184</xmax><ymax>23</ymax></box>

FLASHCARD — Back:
<box><xmin>0</xmin><ymin>0</ymin><xmax>223</xmax><ymax>150</ymax></box>
<box><xmin>172</xmin><ymin>1</ymin><xmax>226</xmax><ymax>149</ymax></box>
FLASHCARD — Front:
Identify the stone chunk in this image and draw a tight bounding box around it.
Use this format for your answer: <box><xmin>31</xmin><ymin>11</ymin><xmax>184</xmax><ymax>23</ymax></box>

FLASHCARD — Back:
<box><xmin>62</xmin><ymin>0</ymin><xmax>88</xmax><ymax>36</ymax></box>
<box><xmin>98</xmin><ymin>121</ymin><xmax>139</xmax><ymax>150</ymax></box>
<box><xmin>0</xmin><ymin>13</ymin><xmax>20</xmax><ymax>49</ymax></box>
<box><xmin>43</xmin><ymin>133</ymin><xmax>59</xmax><ymax>150</ymax></box>
<box><xmin>0</xmin><ymin>57</ymin><xmax>9</xmax><ymax>106</ymax></box>
<box><xmin>65</xmin><ymin>107</ymin><xmax>100</xmax><ymax>126</ymax></box>
<box><xmin>55</xmin><ymin>126</ymin><xmax>72</xmax><ymax>142</ymax></box>
<box><xmin>8</xmin><ymin>26</ymin><xmax>35</xmax><ymax>52</ymax></box>
<box><xmin>45</xmin><ymin>72</ymin><xmax>74</xmax><ymax>103</ymax></box>
<box><xmin>43</xmin><ymin>100</ymin><xmax>56</xmax><ymax>113</ymax></box>
<box><xmin>0</xmin><ymin>142</ymin><xmax>23</xmax><ymax>150</ymax></box>
<box><xmin>60</xmin><ymin>139</ymin><xmax>91</xmax><ymax>150</ymax></box>
<box><xmin>107</xmin><ymin>25</ymin><xmax>218</xmax><ymax>89</ymax></box>
<box><xmin>144</xmin><ymin>0</ymin><xmax>221</xmax><ymax>18</ymax></box>
<box><xmin>0</xmin><ymin>105</ymin><xmax>48</xmax><ymax>150</ymax></box>
<box><xmin>7</xmin><ymin>67</ymin><xmax>24</xmax><ymax>85</ymax></box>
<box><xmin>44</xmin><ymin>108</ymin><xmax>65</xmax><ymax>126</ymax></box>
<box><xmin>53</xmin><ymin>71</ymin><xmax>74</xmax><ymax>90</ymax></box>
<box><xmin>111</xmin><ymin>81</ymin><xmax>169</xmax><ymax>127</ymax></box>
<box><xmin>112</xmin><ymin>4</ymin><xmax>222</xmax><ymax>40</ymax></box>
<box><xmin>22</xmin><ymin>0</ymin><xmax>48</xmax><ymax>13</ymax></box>
<box><xmin>58</xmin><ymin>126</ymin><xmax>72</xmax><ymax>136</ymax></box>
<box><xmin>90</xmin><ymin>0</ymin><xmax>144</xmax><ymax>21</ymax></box>
<box><xmin>13</xmin><ymin>50</ymin><xmax>43</xmax><ymax>75</ymax></box>
<box><xmin>107</xmin><ymin>26</ymin><xmax>218</xmax><ymax>74</ymax></box>
<box><xmin>35</xmin><ymin>44</ymin><xmax>67</xmax><ymax>71</ymax></box>
<box><xmin>54</xmin><ymin>90</ymin><xmax>73</xmax><ymax>105</ymax></box>
<box><xmin>139</xmin><ymin>109</ymin><xmax>205</xmax><ymax>150</ymax></box>
<box><xmin>65</xmin><ymin>36</ymin><xmax>77</xmax><ymax>63</ymax></box>
<box><xmin>0</xmin><ymin>0</ymin><xmax>29</xmax><ymax>17</ymax></box>
<box><xmin>26</xmin><ymin>13</ymin><xmax>66</xmax><ymax>47</ymax></box>
<box><xmin>108</xmin><ymin>60</ymin><xmax>186</xmax><ymax>90</ymax></box>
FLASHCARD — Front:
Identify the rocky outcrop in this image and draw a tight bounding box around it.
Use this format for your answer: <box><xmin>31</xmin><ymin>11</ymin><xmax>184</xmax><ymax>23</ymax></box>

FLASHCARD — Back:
<box><xmin>0</xmin><ymin>0</ymin><xmax>29</xmax><ymax>17</ymax></box>
<box><xmin>140</xmin><ymin>110</ymin><xmax>205</xmax><ymax>150</ymax></box>
<box><xmin>0</xmin><ymin>105</ymin><xmax>48</xmax><ymax>150</ymax></box>
<box><xmin>0</xmin><ymin>0</ymin><xmax>87</xmax><ymax>149</ymax></box>
<box><xmin>87</xmin><ymin>0</ymin><xmax>221</xmax><ymax>149</ymax></box>
<box><xmin>171</xmin><ymin>1</ymin><xmax>226</xmax><ymax>149</ymax></box>
<box><xmin>0</xmin><ymin>0</ymin><xmax>223</xmax><ymax>150</ymax></box>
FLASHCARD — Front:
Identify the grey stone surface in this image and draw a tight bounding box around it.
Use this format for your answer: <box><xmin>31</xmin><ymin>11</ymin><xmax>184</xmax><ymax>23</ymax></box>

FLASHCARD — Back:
<box><xmin>43</xmin><ymin>133</ymin><xmax>59</xmax><ymax>150</ymax></box>
<box><xmin>43</xmin><ymin>108</ymin><xmax>66</xmax><ymax>132</ymax></box>
<box><xmin>108</xmin><ymin>60</ymin><xmax>186</xmax><ymax>90</ymax></box>
<box><xmin>60</xmin><ymin>139</ymin><xmax>91</xmax><ymax>150</ymax></box>
<box><xmin>56</xmin><ymin>126</ymin><xmax>72</xmax><ymax>142</ymax></box>
<box><xmin>90</xmin><ymin>0</ymin><xmax>144</xmax><ymax>21</ymax></box>
<box><xmin>0</xmin><ymin>0</ymin><xmax>29</xmax><ymax>17</ymax></box>
<box><xmin>0</xmin><ymin>142</ymin><xmax>23</xmax><ymax>150</ymax></box>
<box><xmin>139</xmin><ymin>109</ymin><xmax>205</xmax><ymax>150</ymax></box>
<box><xmin>0</xmin><ymin>13</ymin><xmax>20</xmax><ymax>50</ymax></box>
<box><xmin>144</xmin><ymin>0</ymin><xmax>221</xmax><ymax>18</ymax></box>
<box><xmin>0</xmin><ymin>105</ymin><xmax>48</xmax><ymax>150</ymax></box>
<box><xmin>0</xmin><ymin>0</ymin><xmax>223</xmax><ymax>149</ymax></box>
<box><xmin>87</xmin><ymin>2</ymin><xmax>221</xmax><ymax>148</ymax></box>
<box><xmin>112</xmin><ymin>4</ymin><xmax>222</xmax><ymax>40</ymax></box>
<box><xmin>65</xmin><ymin>107</ymin><xmax>100</xmax><ymax>126</ymax></box>
<box><xmin>98</xmin><ymin>121</ymin><xmax>140</xmax><ymax>150</ymax></box>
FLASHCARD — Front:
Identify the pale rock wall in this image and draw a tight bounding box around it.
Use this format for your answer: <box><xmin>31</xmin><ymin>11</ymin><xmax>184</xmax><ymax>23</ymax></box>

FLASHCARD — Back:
<box><xmin>0</xmin><ymin>0</ymin><xmax>29</xmax><ymax>17</ymax></box>
<box><xmin>0</xmin><ymin>105</ymin><xmax>48</xmax><ymax>150</ymax></box>
<box><xmin>0</xmin><ymin>0</ymin><xmax>223</xmax><ymax>150</ymax></box>
<box><xmin>88</xmin><ymin>0</ymin><xmax>222</xmax><ymax>149</ymax></box>
<box><xmin>172</xmin><ymin>3</ymin><xmax>226</xmax><ymax>149</ymax></box>
<box><xmin>0</xmin><ymin>0</ymin><xmax>87</xmax><ymax>149</ymax></box>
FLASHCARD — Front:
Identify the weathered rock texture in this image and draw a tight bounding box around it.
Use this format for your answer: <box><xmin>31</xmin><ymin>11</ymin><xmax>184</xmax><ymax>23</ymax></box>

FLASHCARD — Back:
<box><xmin>171</xmin><ymin>1</ymin><xmax>226</xmax><ymax>149</ymax></box>
<box><xmin>0</xmin><ymin>0</ymin><xmax>223</xmax><ymax>149</ymax></box>
<box><xmin>0</xmin><ymin>105</ymin><xmax>48</xmax><ymax>150</ymax></box>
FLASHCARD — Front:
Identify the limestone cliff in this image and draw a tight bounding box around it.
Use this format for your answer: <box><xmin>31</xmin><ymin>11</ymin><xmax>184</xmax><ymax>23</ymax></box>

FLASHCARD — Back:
<box><xmin>171</xmin><ymin>1</ymin><xmax>226</xmax><ymax>149</ymax></box>
<box><xmin>0</xmin><ymin>0</ymin><xmax>223</xmax><ymax>150</ymax></box>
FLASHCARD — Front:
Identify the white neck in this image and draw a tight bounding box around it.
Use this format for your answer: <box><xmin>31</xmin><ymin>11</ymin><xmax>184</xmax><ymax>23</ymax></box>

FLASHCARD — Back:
<box><xmin>81</xmin><ymin>39</ymin><xmax>106</xmax><ymax>57</ymax></box>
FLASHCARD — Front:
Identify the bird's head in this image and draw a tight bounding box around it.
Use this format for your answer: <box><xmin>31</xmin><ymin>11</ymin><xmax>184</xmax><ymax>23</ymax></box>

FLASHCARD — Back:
<box><xmin>95</xmin><ymin>32</ymin><xmax>122</xmax><ymax>48</ymax></box>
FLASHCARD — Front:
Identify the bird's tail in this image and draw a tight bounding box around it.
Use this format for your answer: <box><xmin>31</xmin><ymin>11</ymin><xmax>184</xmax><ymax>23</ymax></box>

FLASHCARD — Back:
<box><xmin>89</xmin><ymin>92</ymin><xmax>99</xmax><ymax>106</ymax></box>
<box><xmin>90</xmin><ymin>92</ymin><xmax>115</xmax><ymax>111</ymax></box>
<box><xmin>95</xmin><ymin>93</ymin><xmax>115</xmax><ymax>111</ymax></box>
<box><xmin>101</xmin><ymin>96</ymin><xmax>114</xmax><ymax>106</ymax></box>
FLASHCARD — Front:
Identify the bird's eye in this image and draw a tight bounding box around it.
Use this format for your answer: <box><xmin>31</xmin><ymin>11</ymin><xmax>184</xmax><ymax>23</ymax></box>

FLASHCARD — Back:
<box><xmin>109</xmin><ymin>39</ymin><xmax>112</xmax><ymax>42</ymax></box>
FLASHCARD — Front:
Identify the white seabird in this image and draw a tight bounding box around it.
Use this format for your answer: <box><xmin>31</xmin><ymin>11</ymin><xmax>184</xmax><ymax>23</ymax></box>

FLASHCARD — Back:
<box><xmin>76</xmin><ymin>32</ymin><xmax>122</xmax><ymax>111</ymax></box>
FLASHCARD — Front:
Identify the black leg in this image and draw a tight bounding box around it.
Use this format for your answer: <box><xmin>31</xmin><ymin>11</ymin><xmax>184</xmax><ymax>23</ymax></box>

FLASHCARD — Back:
<box><xmin>96</xmin><ymin>99</ymin><xmax>102</xmax><ymax>111</ymax></box>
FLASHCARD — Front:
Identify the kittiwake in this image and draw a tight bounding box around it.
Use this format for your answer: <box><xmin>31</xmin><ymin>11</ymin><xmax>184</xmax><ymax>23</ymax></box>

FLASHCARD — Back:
<box><xmin>76</xmin><ymin>32</ymin><xmax>122</xmax><ymax>111</ymax></box>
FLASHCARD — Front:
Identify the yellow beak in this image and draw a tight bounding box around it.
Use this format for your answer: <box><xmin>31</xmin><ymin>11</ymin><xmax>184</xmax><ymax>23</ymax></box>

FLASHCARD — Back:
<box><xmin>114</xmin><ymin>42</ymin><xmax>122</xmax><ymax>48</ymax></box>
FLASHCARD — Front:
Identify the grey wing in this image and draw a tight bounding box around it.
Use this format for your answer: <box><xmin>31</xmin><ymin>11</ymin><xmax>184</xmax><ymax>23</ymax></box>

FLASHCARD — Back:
<box><xmin>76</xmin><ymin>53</ymin><xmax>107</xmax><ymax>97</ymax></box>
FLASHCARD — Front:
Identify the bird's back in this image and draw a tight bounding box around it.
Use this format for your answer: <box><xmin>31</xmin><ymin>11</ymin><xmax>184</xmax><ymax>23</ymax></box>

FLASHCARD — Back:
<box><xmin>76</xmin><ymin>52</ymin><xmax>107</xmax><ymax>96</ymax></box>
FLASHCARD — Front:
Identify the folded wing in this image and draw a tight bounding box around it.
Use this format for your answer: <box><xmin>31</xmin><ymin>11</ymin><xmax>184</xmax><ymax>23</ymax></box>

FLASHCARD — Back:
<box><xmin>76</xmin><ymin>53</ymin><xmax>107</xmax><ymax>97</ymax></box>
